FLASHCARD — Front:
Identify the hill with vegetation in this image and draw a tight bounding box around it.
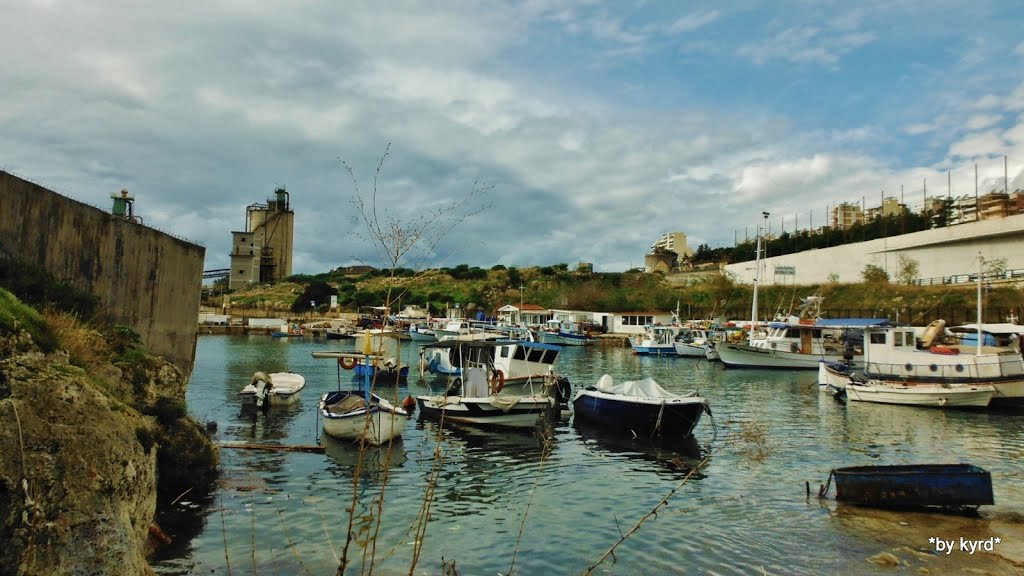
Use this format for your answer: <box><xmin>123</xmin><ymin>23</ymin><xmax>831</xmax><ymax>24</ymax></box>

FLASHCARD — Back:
<box><xmin>209</xmin><ymin>264</ymin><xmax>1024</xmax><ymax>326</ymax></box>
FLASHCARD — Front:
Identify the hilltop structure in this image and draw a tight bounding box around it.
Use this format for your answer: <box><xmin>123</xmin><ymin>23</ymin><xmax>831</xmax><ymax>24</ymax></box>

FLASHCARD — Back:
<box><xmin>229</xmin><ymin>187</ymin><xmax>295</xmax><ymax>290</ymax></box>
<box><xmin>644</xmin><ymin>231</ymin><xmax>692</xmax><ymax>272</ymax></box>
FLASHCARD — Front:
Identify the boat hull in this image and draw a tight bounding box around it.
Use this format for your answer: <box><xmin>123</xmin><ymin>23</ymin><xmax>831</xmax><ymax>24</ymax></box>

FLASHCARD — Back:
<box><xmin>818</xmin><ymin>361</ymin><xmax>852</xmax><ymax>390</ymax></box>
<box><xmin>416</xmin><ymin>395</ymin><xmax>556</xmax><ymax>427</ymax></box>
<box><xmin>572</xmin><ymin>391</ymin><xmax>707</xmax><ymax>439</ymax></box>
<box><xmin>320</xmin><ymin>391</ymin><xmax>408</xmax><ymax>446</ymax></box>
<box><xmin>717</xmin><ymin>342</ymin><xmax>849</xmax><ymax>370</ymax></box>
<box><xmin>833</xmin><ymin>464</ymin><xmax>994</xmax><ymax>508</ymax></box>
<box><xmin>845</xmin><ymin>383</ymin><xmax>994</xmax><ymax>407</ymax></box>
<box><xmin>239</xmin><ymin>372</ymin><xmax>306</xmax><ymax>407</ymax></box>
<box><xmin>673</xmin><ymin>342</ymin><xmax>707</xmax><ymax>358</ymax></box>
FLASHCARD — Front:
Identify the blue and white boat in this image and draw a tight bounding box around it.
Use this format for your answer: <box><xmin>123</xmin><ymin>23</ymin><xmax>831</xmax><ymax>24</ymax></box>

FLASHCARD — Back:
<box><xmin>629</xmin><ymin>324</ymin><xmax>683</xmax><ymax>356</ymax></box>
<box><xmin>317</xmin><ymin>352</ymin><xmax>409</xmax><ymax>446</ymax></box>
<box><xmin>420</xmin><ymin>336</ymin><xmax>563</xmax><ymax>391</ymax></box>
<box><xmin>572</xmin><ymin>374</ymin><xmax>709</xmax><ymax>440</ymax></box>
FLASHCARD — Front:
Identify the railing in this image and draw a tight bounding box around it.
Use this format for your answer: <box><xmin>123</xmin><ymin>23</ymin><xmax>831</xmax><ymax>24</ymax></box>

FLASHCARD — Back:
<box><xmin>914</xmin><ymin>269</ymin><xmax>1024</xmax><ymax>286</ymax></box>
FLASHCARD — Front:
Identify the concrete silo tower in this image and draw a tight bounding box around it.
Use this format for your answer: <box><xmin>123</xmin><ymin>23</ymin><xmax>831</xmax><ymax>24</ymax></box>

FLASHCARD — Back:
<box><xmin>229</xmin><ymin>187</ymin><xmax>295</xmax><ymax>290</ymax></box>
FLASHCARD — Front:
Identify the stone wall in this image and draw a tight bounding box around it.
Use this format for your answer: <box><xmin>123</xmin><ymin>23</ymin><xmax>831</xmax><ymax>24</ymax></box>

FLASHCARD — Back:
<box><xmin>0</xmin><ymin>171</ymin><xmax>204</xmax><ymax>375</ymax></box>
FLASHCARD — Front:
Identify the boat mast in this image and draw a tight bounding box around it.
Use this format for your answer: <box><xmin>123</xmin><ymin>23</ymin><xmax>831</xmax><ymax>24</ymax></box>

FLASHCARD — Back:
<box><xmin>977</xmin><ymin>253</ymin><xmax>983</xmax><ymax>356</ymax></box>
<box><xmin>750</xmin><ymin>212</ymin><xmax>768</xmax><ymax>346</ymax></box>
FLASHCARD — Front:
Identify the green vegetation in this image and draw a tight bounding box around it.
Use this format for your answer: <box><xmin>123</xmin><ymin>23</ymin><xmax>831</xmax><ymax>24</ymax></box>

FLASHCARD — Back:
<box><xmin>0</xmin><ymin>256</ymin><xmax>98</xmax><ymax>318</ymax></box>
<box><xmin>0</xmin><ymin>288</ymin><xmax>58</xmax><ymax>352</ymax></box>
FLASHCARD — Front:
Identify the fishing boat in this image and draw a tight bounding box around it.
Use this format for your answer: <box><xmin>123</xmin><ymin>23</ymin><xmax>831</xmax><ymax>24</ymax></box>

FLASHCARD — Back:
<box><xmin>844</xmin><ymin>380</ymin><xmax>995</xmax><ymax>408</ymax></box>
<box><xmin>416</xmin><ymin>364</ymin><xmax>567</xmax><ymax>428</ymax></box>
<box><xmin>827</xmin><ymin>464</ymin><xmax>994</xmax><ymax>509</ymax></box>
<box><xmin>239</xmin><ymin>371</ymin><xmax>306</xmax><ymax>408</ymax></box>
<box><xmin>317</xmin><ymin>351</ymin><xmax>409</xmax><ymax>446</ymax></box>
<box><xmin>629</xmin><ymin>324</ymin><xmax>684</xmax><ymax>356</ymax></box>
<box><xmin>817</xmin><ymin>360</ymin><xmax>853</xmax><ymax>390</ymax></box>
<box><xmin>572</xmin><ymin>374</ymin><xmax>709</xmax><ymax>440</ymax></box>
<box><xmin>557</xmin><ymin>320</ymin><xmax>592</xmax><ymax>346</ymax></box>
<box><xmin>319</xmin><ymin>389</ymin><xmax>408</xmax><ymax>446</ymax></box>
<box><xmin>407</xmin><ymin>322</ymin><xmax>437</xmax><ymax>342</ymax></box>
<box><xmin>419</xmin><ymin>335</ymin><xmax>561</xmax><ymax>389</ymax></box>
<box><xmin>673</xmin><ymin>327</ymin><xmax>713</xmax><ymax>358</ymax></box>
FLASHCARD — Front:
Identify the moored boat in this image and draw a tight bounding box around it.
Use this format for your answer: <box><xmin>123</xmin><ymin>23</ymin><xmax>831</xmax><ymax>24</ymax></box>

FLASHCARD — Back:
<box><xmin>319</xmin><ymin>390</ymin><xmax>408</xmax><ymax>446</ymax></box>
<box><xmin>844</xmin><ymin>381</ymin><xmax>995</xmax><ymax>408</ymax></box>
<box><xmin>239</xmin><ymin>371</ymin><xmax>306</xmax><ymax>408</ymax></box>
<box><xmin>416</xmin><ymin>365</ymin><xmax>566</xmax><ymax>427</ymax></box>
<box><xmin>828</xmin><ymin>463</ymin><xmax>994</xmax><ymax>509</ymax></box>
<box><xmin>572</xmin><ymin>374</ymin><xmax>709</xmax><ymax>440</ymax></box>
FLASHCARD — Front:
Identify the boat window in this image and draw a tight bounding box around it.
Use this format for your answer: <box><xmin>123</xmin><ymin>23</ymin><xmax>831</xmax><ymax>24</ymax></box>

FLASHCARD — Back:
<box><xmin>542</xmin><ymin>350</ymin><xmax>558</xmax><ymax>364</ymax></box>
<box><xmin>513</xmin><ymin>346</ymin><xmax>527</xmax><ymax>360</ymax></box>
<box><xmin>905</xmin><ymin>363</ymin><xmax>913</xmax><ymax>372</ymax></box>
<box><xmin>929</xmin><ymin>364</ymin><xmax>938</xmax><ymax>372</ymax></box>
<box><xmin>527</xmin><ymin>348</ymin><xmax>544</xmax><ymax>362</ymax></box>
<box><xmin>955</xmin><ymin>364</ymin><xmax>964</xmax><ymax>373</ymax></box>
<box><xmin>870</xmin><ymin>333</ymin><xmax>886</xmax><ymax>344</ymax></box>
<box><xmin>500</xmin><ymin>346</ymin><xmax>510</xmax><ymax>358</ymax></box>
<box><xmin>894</xmin><ymin>332</ymin><xmax>904</xmax><ymax>347</ymax></box>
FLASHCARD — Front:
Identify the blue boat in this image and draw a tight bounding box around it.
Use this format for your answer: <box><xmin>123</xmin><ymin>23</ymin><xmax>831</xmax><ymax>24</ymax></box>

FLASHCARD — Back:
<box><xmin>353</xmin><ymin>357</ymin><xmax>409</xmax><ymax>382</ymax></box>
<box><xmin>831</xmin><ymin>464</ymin><xmax>994</xmax><ymax>509</ymax></box>
<box><xmin>572</xmin><ymin>374</ymin><xmax>710</xmax><ymax>440</ymax></box>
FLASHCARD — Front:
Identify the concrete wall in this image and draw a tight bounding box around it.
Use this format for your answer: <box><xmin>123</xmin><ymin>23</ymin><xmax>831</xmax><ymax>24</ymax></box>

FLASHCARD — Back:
<box><xmin>725</xmin><ymin>213</ymin><xmax>1024</xmax><ymax>286</ymax></box>
<box><xmin>0</xmin><ymin>171</ymin><xmax>205</xmax><ymax>375</ymax></box>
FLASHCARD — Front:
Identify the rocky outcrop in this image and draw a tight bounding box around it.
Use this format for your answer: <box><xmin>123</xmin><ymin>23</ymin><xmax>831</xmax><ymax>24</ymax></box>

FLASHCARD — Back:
<box><xmin>0</xmin><ymin>324</ymin><xmax>217</xmax><ymax>575</ymax></box>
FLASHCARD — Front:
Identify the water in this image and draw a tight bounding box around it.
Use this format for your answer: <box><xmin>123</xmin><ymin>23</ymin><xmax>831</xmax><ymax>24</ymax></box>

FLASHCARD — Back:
<box><xmin>152</xmin><ymin>335</ymin><xmax>1024</xmax><ymax>575</ymax></box>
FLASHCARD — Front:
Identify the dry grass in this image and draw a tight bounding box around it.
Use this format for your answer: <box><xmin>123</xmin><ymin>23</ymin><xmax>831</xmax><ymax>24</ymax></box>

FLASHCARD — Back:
<box><xmin>44</xmin><ymin>311</ymin><xmax>113</xmax><ymax>370</ymax></box>
<box><xmin>737</xmin><ymin>420</ymin><xmax>771</xmax><ymax>464</ymax></box>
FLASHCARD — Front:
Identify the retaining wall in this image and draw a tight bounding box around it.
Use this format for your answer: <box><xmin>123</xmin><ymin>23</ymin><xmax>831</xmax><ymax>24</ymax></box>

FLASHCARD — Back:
<box><xmin>0</xmin><ymin>170</ymin><xmax>204</xmax><ymax>375</ymax></box>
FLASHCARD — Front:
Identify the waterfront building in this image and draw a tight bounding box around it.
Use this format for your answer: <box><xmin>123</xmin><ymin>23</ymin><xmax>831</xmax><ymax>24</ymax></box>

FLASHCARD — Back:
<box><xmin>229</xmin><ymin>188</ymin><xmax>295</xmax><ymax>290</ymax></box>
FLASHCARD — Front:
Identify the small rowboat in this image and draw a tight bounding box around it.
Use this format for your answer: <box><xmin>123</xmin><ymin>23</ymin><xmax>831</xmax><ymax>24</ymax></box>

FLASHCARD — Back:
<box><xmin>827</xmin><ymin>463</ymin><xmax>993</xmax><ymax>509</ymax></box>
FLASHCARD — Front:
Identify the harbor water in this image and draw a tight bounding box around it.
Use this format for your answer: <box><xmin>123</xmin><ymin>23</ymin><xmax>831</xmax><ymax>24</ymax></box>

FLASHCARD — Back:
<box><xmin>152</xmin><ymin>335</ymin><xmax>1024</xmax><ymax>575</ymax></box>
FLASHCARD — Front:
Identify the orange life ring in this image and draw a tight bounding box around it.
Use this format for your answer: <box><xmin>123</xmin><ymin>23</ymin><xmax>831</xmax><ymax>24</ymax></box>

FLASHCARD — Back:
<box><xmin>338</xmin><ymin>356</ymin><xmax>358</xmax><ymax>370</ymax></box>
<box><xmin>491</xmin><ymin>370</ymin><xmax>506</xmax><ymax>393</ymax></box>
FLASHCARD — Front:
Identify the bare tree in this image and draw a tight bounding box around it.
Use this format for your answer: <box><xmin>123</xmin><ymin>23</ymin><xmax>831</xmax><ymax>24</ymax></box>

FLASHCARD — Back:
<box><xmin>336</xmin><ymin>144</ymin><xmax>492</xmax><ymax>575</ymax></box>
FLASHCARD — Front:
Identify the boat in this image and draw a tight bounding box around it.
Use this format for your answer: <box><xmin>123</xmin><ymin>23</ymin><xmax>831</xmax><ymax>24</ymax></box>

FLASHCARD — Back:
<box><xmin>319</xmin><ymin>389</ymin><xmax>409</xmax><ymax>446</ymax></box>
<box><xmin>239</xmin><ymin>371</ymin><xmax>306</xmax><ymax>408</ymax></box>
<box><xmin>271</xmin><ymin>323</ymin><xmax>304</xmax><ymax>337</ymax></box>
<box><xmin>416</xmin><ymin>364</ymin><xmax>568</xmax><ymax>428</ymax></box>
<box><xmin>571</xmin><ymin>374</ymin><xmax>710</xmax><ymax>440</ymax></box>
<box><xmin>537</xmin><ymin>319</ymin><xmax>565</xmax><ymax>344</ymax></box>
<box><xmin>419</xmin><ymin>334</ymin><xmax>561</xmax><ymax>389</ymax></box>
<box><xmin>352</xmin><ymin>355</ymin><xmax>409</xmax><ymax>382</ymax></box>
<box><xmin>325</xmin><ymin>327</ymin><xmax>355</xmax><ymax>340</ymax></box>
<box><xmin>817</xmin><ymin>360</ymin><xmax>854</xmax><ymax>390</ymax></box>
<box><xmin>716</xmin><ymin>293</ymin><xmax>890</xmax><ymax>369</ymax></box>
<box><xmin>828</xmin><ymin>464</ymin><xmax>994</xmax><ymax>509</ymax></box>
<box><xmin>844</xmin><ymin>380</ymin><xmax>995</xmax><ymax>408</ymax></box>
<box><xmin>629</xmin><ymin>324</ymin><xmax>684</xmax><ymax>356</ymax></box>
<box><xmin>317</xmin><ymin>350</ymin><xmax>409</xmax><ymax>446</ymax></box>
<box><xmin>407</xmin><ymin>322</ymin><xmax>437</xmax><ymax>342</ymax></box>
<box><xmin>854</xmin><ymin>321</ymin><xmax>1024</xmax><ymax>406</ymax></box>
<box><xmin>557</xmin><ymin>320</ymin><xmax>592</xmax><ymax>346</ymax></box>
<box><xmin>673</xmin><ymin>327</ymin><xmax>713</xmax><ymax>358</ymax></box>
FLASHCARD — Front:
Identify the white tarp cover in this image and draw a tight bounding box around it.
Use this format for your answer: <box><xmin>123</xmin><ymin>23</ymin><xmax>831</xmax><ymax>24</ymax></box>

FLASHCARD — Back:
<box><xmin>595</xmin><ymin>374</ymin><xmax>686</xmax><ymax>398</ymax></box>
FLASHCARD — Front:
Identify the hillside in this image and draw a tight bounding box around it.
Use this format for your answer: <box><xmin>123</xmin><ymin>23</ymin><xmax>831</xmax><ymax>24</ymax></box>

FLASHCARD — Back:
<box><xmin>210</xmin><ymin>266</ymin><xmax>1024</xmax><ymax>325</ymax></box>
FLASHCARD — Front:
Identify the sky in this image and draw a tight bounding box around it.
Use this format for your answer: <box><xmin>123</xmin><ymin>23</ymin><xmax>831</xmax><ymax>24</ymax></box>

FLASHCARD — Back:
<box><xmin>3</xmin><ymin>1</ymin><xmax>1024</xmax><ymax>274</ymax></box>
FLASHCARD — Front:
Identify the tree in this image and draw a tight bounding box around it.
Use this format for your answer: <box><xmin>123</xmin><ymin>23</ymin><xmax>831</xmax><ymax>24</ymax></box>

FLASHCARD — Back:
<box><xmin>896</xmin><ymin>255</ymin><xmax>920</xmax><ymax>285</ymax></box>
<box><xmin>339</xmin><ymin>144</ymin><xmax>491</xmax><ymax>575</ymax></box>
<box><xmin>861</xmin><ymin>264</ymin><xmax>890</xmax><ymax>284</ymax></box>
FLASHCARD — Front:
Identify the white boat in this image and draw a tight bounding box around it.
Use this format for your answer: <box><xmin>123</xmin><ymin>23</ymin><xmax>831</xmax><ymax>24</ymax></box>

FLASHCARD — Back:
<box><xmin>239</xmin><ymin>372</ymin><xmax>306</xmax><ymax>408</ymax></box>
<box><xmin>856</xmin><ymin>321</ymin><xmax>1024</xmax><ymax>406</ymax></box>
<box><xmin>420</xmin><ymin>334</ymin><xmax>561</xmax><ymax>389</ymax></box>
<box><xmin>673</xmin><ymin>328</ymin><xmax>713</xmax><ymax>358</ymax></box>
<box><xmin>715</xmin><ymin>312</ymin><xmax>889</xmax><ymax>370</ymax></box>
<box><xmin>557</xmin><ymin>320</ymin><xmax>592</xmax><ymax>346</ymax></box>
<box><xmin>630</xmin><ymin>324</ymin><xmax>683</xmax><ymax>356</ymax></box>
<box><xmin>844</xmin><ymin>381</ymin><xmax>995</xmax><ymax>408</ymax></box>
<box><xmin>416</xmin><ymin>365</ymin><xmax>567</xmax><ymax>427</ymax></box>
<box><xmin>319</xmin><ymin>390</ymin><xmax>409</xmax><ymax>445</ymax></box>
<box><xmin>407</xmin><ymin>323</ymin><xmax>437</xmax><ymax>341</ymax></box>
<box><xmin>817</xmin><ymin>360</ymin><xmax>853</xmax><ymax>390</ymax></box>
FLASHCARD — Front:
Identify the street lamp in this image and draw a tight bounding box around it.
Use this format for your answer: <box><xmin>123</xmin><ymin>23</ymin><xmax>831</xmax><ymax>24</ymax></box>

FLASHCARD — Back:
<box><xmin>518</xmin><ymin>284</ymin><xmax>525</xmax><ymax>325</ymax></box>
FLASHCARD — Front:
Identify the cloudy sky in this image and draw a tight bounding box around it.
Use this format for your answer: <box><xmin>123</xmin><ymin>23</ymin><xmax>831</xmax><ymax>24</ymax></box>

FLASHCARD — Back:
<box><xmin>3</xmin><ymin>1</ymin><xmax>1023</xmax><ymax>274</ymax></box>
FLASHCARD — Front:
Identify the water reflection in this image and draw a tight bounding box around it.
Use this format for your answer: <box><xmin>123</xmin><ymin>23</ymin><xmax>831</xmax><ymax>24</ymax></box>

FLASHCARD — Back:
<box><xmin>321</xmin><ymin>433</ymin><xmax>408</xmax><ymax>477</ymax></box>
<box><xmin>572</xmin><ymin>419</ymin><xmax>705</xmax><ymax>477</ymax></box>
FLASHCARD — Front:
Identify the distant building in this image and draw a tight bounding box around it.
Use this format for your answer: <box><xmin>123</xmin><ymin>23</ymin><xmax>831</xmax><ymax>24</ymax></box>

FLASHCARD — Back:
<box><xmin>229</xmin><ymin>188</ymin><xmax>295</xmax><ymax>290</ymax></box>
<box><xmin>644</xmin><ymin>252</ymin><xmax>676</xmax><ymax>273</ymax></box>
<box><xmin>650</xmin><ymin>232</ymin><xmax>693</xmax><ymax>258</ymax></box>
<box><xmin>831</xmin><ymin>203</ymin><xmax>863</xmax><ymax>230</ymax></box>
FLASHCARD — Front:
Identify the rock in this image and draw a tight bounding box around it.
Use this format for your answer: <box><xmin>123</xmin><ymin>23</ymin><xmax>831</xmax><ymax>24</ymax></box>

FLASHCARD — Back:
<box><xmin>867</xmin><ymin>551</ymin><xmax>901</xmax><ymax>567</ymax></box>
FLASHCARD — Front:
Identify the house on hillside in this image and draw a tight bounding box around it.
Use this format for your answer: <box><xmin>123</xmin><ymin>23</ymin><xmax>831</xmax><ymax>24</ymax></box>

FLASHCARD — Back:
<box><xmin>497</xmin><ymin>303</ymin><xmax>551</xmax><ymax>326</ymax></box>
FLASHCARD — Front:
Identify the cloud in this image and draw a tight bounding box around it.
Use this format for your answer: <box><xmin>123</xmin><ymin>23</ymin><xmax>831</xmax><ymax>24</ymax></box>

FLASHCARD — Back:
<box><xmin>668</xmin><ymin>10</ymin><xmax>719</xmax><ymax>34</ymax></box>
<box><xmin>737</xmin><ymin>25</ymin><xmax>874</xmax><ymax>68</ymax></box>
<box><xmin>965</xmin><ymin>114</ymin><xmax>1002</xmax><ymax>131</ymax></box>
<box><xmin>948</xmin><ymin>130</ymin><xmax>1008</xmax><ymax>160</ymax></box>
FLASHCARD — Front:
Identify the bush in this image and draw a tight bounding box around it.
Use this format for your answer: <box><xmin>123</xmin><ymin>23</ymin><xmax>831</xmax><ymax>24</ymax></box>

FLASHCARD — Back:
<box><xmin>861</xmin><ymin>264</ymin><xmax>890</xmax><ymax>284</ymax></box>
